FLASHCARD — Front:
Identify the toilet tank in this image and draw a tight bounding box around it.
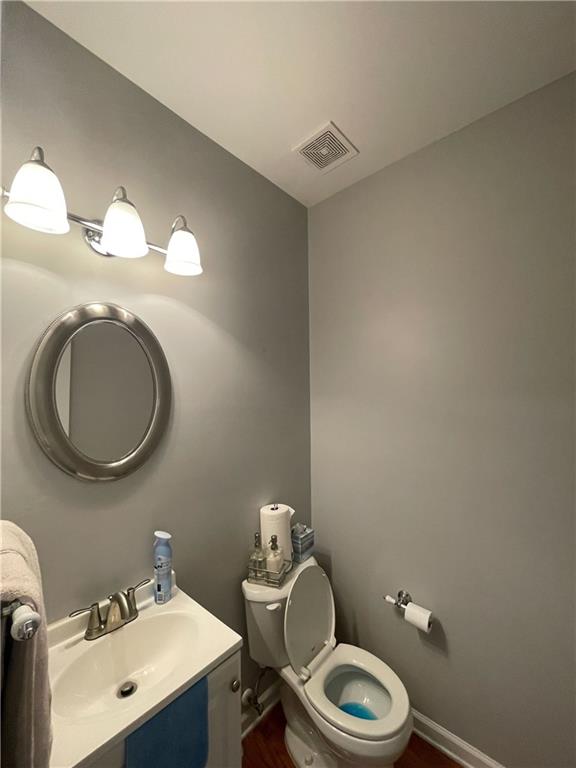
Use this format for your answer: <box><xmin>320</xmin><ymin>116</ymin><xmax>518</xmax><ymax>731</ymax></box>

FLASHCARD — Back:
<box><xmin>242</xmin><ymin>558</ymin><xmax>317</xmax><ymax>669</ymax></box>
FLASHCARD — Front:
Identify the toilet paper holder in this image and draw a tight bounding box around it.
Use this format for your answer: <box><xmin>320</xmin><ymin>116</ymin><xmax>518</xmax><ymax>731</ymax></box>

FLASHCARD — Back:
<box><xmin>384</xmin><ymin>590</ymin><xmax>413</xmax><ymax>610</ymax></box>
<box><xmin>384</xmin><ymin>590</ymin><xmax>434</xmax><ymax>633</ymax></box>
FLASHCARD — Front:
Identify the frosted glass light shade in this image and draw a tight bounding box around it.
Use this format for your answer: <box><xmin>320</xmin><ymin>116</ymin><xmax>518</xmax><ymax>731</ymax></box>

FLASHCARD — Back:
<box><xmin>100</xmin><ymin>187</ymin><xmax>148</xmax><ymax>258</ymax></box>
<box><xmin>4</xmin><ymin>147</ymin><xmax>69</xmax><ymax>234</ymax></box>
<box><xmin>164</xmin><ymin>217</ymin><xmax>202</xmax><ymax>276</ymax></box>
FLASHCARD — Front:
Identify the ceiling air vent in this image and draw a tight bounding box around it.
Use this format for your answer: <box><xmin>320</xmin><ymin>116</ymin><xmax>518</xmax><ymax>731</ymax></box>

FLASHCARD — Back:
<box><xmin>294</xmin><ymin>122</ymin><xmax>359</xmax><ymax>173</ymax></box>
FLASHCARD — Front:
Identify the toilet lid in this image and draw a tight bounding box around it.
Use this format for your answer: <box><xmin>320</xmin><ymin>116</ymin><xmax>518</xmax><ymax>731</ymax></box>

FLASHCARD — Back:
<box><xmin>284</xmin><ymin>565</ymin><xmax>335</xmax><ymax>676</ymax></box>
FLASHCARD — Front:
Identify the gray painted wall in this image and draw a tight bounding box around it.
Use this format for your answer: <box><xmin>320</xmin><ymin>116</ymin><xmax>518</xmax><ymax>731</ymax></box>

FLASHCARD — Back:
<box><xmin>309</xmin><ymin>75</ymin><xmax>575</xmax><ymax>768</ymax></box>
<box><xmin>1</xmin><ymin>2</ymin><xmax>310</xmax><ymax>691</ymax></box>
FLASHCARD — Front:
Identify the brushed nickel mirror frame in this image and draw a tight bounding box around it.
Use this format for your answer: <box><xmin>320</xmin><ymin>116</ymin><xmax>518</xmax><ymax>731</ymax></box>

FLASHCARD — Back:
<box><xmin>25</xmin><ymin>302</ymin><xmax>172</xmax><ymax>481</ymax></box>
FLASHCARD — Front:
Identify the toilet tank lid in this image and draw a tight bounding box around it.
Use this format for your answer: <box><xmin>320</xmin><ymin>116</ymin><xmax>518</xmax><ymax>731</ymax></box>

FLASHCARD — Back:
<box><xmin>242</xmin><ymin>557</ymin><xmax>318</xmax><ymax>603</ymax></box>
<box><xmin>284</xmin><ymin>564</ymin><xmax>336</xmax><ymax>676</ymax></box>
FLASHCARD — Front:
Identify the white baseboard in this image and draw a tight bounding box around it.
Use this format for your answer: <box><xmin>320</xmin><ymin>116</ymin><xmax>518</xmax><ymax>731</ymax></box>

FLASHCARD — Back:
<box><xmin>413</xmin><ymin>709</ymin><xmax>505</xmax><ymax>768</ymax></box>
<box><xmin>240</xmin><ymin>686</ymin><xmax>504</xmax><ymax>768</ymax></box>
<box><xmin>241</xmin><ymin>679</ymin><xmax>281</xmax><ymax>739</ymax></box>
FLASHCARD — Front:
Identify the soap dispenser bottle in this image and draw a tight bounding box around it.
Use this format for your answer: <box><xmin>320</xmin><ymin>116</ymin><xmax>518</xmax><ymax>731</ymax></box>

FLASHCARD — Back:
<box><xmin>153</xmin><ymin>531</ymin><xmax>173</xmax><ymax>604</ymax></box>
<box><xmin>248</xmin><ymin>532</ymin><xmax>266</xmax><ymax>580</ymax></box>
<box><xmin>266</xmin><ymin>534</ymin><xmax>284</xmax><ymax>573</ymax></box>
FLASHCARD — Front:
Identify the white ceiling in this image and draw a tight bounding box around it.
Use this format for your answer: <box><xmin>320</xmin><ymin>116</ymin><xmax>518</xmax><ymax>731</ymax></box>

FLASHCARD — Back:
<box><xmin>28</xmin><ymin>1</ymin><xmax>575</xmax><ymax>207</ymax></box>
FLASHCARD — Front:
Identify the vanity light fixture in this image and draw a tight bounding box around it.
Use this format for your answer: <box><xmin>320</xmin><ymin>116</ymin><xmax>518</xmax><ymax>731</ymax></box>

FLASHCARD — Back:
<box><xmin>4</xmin><ymin>147</ymin><xmax>70</xmax><ymax>234</ymax></box>
<box><xmin>2</xmin><ymin>146</ymin><xmax>202</xmax><ymax>276</ymax></box>
<box><xmin>164</xmin><ymin>216</ymin><xmax>203</xmax><ymax>276</ymax></box>
<box><xmin>100</xmin><ymin>186</ymin><xmax>148</xmax><ymax>259</ymax></box>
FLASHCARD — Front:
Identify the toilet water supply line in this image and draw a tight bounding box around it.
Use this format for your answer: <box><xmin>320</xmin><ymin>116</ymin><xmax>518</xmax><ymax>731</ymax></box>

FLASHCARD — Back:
<box><xmin>242</xmin><ymin>666</ymin><xmax>271</xmax><ymax>716</ymax></box>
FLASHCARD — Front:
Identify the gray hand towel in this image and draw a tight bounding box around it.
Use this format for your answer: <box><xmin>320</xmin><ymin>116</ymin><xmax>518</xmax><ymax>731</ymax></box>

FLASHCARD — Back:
<box><xmin>1</xmin><ymin>521</ymin><xmax>52</xmax><ymax>768</ymax></box>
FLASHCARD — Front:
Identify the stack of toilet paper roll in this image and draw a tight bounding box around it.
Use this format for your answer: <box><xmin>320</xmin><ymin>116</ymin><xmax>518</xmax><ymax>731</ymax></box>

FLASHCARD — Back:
<box><xmin>260</xmin><ymin>503</ymin><xmax>295</xmax><ymax>561</ymax></box>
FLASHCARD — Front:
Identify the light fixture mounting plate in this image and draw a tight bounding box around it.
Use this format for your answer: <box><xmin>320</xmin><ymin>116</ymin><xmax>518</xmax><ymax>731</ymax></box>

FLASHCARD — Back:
<box><xmin>83</xmin><ymin>226</ymin><xmax>114</xmax><ymax>257</ymax></box>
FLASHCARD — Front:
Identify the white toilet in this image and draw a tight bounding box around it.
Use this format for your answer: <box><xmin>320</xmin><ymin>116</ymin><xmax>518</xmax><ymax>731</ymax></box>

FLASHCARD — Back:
<box><xmin>242</xmin><ymin>558</ymin><xmax>413</xmax><ymax>767</ymax></box>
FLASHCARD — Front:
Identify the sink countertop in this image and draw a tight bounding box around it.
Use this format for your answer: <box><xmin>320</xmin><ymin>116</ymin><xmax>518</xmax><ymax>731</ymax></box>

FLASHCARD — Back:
<box><xmin>47</xmin><ymin>583</ymin><xmax>242</xmax><ymax>768</ymax></box>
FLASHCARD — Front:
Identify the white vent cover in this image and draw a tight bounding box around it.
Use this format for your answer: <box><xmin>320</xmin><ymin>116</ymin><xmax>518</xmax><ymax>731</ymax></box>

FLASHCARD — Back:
<box><xmin>294</xmin><ymin>122</ymin><xmax>358</xmax><ymax>173</ymax></box>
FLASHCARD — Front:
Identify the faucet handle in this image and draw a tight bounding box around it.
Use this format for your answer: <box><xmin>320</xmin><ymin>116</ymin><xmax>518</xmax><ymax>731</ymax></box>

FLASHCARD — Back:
<box><xmin>69</xmin><ymin>602</ymin><xmax>104</xmax><ymax>638</ymax></box>
<box><xmin>128</xmin><ymin>578</ymin><xmax>152</xmax><ymax>593</ymax></box>
<box><xmin>69</xmin><ymin>602</ymin><xmax>101</xmax><ymax>619</ymax></box>
<box><xmin>126</xmin><ymin>578</ymin><xmax>151</xmax><ymax>617</ymax></box>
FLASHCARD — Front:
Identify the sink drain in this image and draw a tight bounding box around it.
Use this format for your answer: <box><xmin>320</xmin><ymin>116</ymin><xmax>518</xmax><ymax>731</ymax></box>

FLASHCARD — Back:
<box><xmin>117</xmin><ymin>681</ymin><xmax>138</xmax><ymax>699</ymax></box>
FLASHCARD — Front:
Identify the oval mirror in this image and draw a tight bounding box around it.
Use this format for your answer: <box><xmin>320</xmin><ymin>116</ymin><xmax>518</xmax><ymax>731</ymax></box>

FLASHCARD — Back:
<box><xmin>26</xmin><ymin>303</ymin><xmax>171</xmax><ymax>481</ymax></box>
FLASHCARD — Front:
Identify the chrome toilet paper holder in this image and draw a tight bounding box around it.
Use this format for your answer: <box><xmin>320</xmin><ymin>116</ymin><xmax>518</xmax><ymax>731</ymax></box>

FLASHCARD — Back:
<box><xmin>384</xmin><ymin>590</ymin><xmax>413</xmax><ymax>609</ymax></box>
<box><xmin>384</xmin><ymin>590</ymin><xmax>434</xmax><ymax>633</ymax></box>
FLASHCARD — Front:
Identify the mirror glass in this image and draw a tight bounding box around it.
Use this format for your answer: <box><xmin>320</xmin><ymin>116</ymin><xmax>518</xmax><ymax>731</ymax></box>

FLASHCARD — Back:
<box><xmin>55</xmin><ymin>321</ymin><xmax>154</xmax><ymax>461</ymax></box>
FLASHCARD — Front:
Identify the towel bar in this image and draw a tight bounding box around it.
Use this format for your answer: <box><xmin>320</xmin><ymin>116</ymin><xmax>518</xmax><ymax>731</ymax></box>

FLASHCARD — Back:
<box><xmin>1</xmin><ymin>598</ymin><xmax>22</xmax><ymax>618</ymax></box>
<box><xmin>1</xmin><ymin>599</ymin><xmax>41</xmax><ymax>640</ymax></box>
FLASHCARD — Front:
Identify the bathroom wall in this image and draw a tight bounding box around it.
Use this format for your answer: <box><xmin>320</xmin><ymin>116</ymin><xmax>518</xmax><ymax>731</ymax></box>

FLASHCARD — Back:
<box><xmin>309</xmin><ymin>74</ymin><xmax>575</xmax><ymax>768</ymax></box>
<box><xmin>1</xmin><ymin>1</ymin><xmax>310</xmax><ymax>689</ymax></box>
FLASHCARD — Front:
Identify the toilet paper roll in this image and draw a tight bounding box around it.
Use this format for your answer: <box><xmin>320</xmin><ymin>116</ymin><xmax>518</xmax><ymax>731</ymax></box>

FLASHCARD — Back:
<box><xmin>403</xmin><ymin>602</ymin><xmax>433</xmax><ymax>633</ymax></box>
<box><xmin>260</xmin><ymin>503</ymin><xmax>295</xmax><ymax>561</ymax></box>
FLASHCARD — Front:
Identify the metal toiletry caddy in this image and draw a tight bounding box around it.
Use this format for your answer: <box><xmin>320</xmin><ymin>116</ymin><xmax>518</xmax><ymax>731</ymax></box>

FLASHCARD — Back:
<box><xmin>247</xmin><ymin>556</ymin><xmax>293</xmax><ymax>588</ymax></box>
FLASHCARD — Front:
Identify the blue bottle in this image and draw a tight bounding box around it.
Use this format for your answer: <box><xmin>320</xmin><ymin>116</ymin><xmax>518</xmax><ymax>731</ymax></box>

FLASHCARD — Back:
<box><xmin>153</xmin><ymin>531</ymin><xmax>173</xmax><ymax>604</ymax></box>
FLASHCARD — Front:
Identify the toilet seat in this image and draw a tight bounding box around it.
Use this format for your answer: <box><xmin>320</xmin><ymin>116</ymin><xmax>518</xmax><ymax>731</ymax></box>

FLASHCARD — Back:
<box><xmin>303</xmin><ymin>643</ymin><xmax>411</xmax><ymax>741</ymax></box>
<box><xmin>283</xmin><ymin>565</ymin><xmax>411</xmax><ymax>744</ymax></box>
<box><xmin>284</xmin><ymin>563</ymin><xmax>336</xmax><ymax>681</ymax></box>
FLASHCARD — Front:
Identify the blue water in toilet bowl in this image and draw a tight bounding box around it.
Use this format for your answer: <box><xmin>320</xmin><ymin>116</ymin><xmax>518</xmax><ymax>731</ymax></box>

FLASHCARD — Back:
<box><xmin>339</xmin><ymin>701</ymin><xmax>378</xmax><ymax>720</ymax></box>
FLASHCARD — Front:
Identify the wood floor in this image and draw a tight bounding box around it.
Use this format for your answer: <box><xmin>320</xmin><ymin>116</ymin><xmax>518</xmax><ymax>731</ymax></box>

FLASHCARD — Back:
<box><xmin>242</xmin><ymin>704</ymin><xmax>460</xmax><ymax>768</ymax></box>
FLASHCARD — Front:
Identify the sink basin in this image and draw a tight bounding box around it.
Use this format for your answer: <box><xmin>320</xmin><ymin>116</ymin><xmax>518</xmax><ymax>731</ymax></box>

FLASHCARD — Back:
<box><xmin>53</xmin><ymin>612</ymin><xmax>198</xmax><ymax>719</ymax></box>
<box><xmin>48</xmin><ymin>582</ymin><xmax>242</xmax><ymax>767</ymax></box>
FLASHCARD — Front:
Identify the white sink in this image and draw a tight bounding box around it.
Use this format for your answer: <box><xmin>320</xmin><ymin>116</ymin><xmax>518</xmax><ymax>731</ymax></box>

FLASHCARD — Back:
<box><xmin>53</xmin><ymin>611</ymin><xmax>199</xmax><ymax>720</ymax></box>
<box><xmin>48</xmin><ymin>582</ymin><xmax>242</xmax><ymax>768</ymax></box>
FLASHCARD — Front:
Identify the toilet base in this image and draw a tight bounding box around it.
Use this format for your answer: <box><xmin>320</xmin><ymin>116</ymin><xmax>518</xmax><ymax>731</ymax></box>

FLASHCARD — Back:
<box><xmin>281</xmin><ymin>683</ymin><xmax>395</xmax><ymax>768</ymax></box>
<box><xmin>285</xmin><ymin>723</ymin><xmax>338</xmax><ymax>768</ymax></box>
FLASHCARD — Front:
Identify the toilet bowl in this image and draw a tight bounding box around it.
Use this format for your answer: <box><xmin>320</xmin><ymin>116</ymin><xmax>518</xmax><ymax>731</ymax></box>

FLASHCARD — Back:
<box><xmin>242</xmin><ymin>559</ymin><xmax>412</xmax><ymax>767</ymax></box>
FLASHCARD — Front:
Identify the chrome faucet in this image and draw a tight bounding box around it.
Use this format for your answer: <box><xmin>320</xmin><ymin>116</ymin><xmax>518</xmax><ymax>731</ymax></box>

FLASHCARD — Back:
<box><xmin>70</xmin><ymin>579</ymin><xmax>151</xmax><ymax>641</ymax></box>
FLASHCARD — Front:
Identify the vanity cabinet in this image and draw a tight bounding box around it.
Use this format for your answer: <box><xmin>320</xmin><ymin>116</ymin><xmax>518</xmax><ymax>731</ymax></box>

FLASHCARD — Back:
<box><xmin>207</xmin><ymin>651</ymin><xmax>242</xmax><ymax>767</ymax></box>
<box><xmin>85</xmin><ymin>651</ymin><xmax>242</xmax><ymax>768</ymax></box>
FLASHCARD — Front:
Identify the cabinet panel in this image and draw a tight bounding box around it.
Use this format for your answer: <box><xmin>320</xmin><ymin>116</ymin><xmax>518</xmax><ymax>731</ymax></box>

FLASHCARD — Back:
<box><xmin>207</xmin><ymin>651</ymin><xmax>242</xmax><ymax>768</ymax></box>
